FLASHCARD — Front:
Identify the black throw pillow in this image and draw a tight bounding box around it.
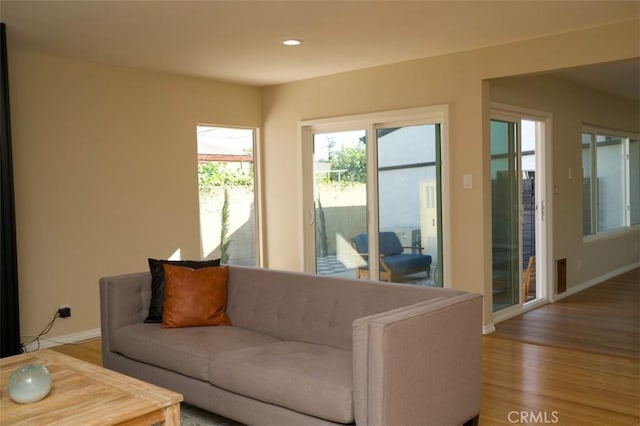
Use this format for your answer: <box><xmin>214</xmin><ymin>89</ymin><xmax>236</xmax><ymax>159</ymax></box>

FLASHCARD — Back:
<box><xmin>144</xmin><ymin>258</ymin><xmax>221</xmax><ymax>323</ymax></box>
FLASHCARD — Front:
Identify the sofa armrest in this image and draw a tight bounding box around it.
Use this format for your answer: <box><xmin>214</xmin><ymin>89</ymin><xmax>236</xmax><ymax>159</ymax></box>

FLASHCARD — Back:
<box><xmin>99</xmin><ymin>272</ymin><xmax>151</xmax><ymax>366</ymax></box>
<box><xmin>352</xmin><ymin>293</ymin><xmax>482</xmax><ymax>426</ymax></box>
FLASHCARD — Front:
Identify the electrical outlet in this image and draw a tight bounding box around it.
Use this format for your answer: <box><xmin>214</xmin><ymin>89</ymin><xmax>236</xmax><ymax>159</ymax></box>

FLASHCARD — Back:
<box><xmin>576</xmin><ymin>259</ymin><xmax>581</xmax><ymax>272</ymax></box>
<box><xmin>58</xmin><ymin>304</ymin><xmax>71</xmax><ymax>318</ymax></box>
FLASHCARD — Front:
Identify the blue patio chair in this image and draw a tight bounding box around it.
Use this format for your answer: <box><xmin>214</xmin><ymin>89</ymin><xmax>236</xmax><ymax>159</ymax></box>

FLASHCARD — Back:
<box><xmin>351</xmin><ymin>232</ymin><xmax>432</xmax><ymax>282</ymax></box>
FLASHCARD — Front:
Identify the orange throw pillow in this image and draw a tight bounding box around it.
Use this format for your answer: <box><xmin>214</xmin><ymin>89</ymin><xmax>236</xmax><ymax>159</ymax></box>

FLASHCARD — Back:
<box><xmin>161</xmin><ymin>264</ymin><xmax>231</xmax><ymax>328</ymax></box>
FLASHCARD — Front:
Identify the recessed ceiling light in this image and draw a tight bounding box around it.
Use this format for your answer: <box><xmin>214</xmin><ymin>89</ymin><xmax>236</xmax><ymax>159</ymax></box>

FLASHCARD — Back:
<box><xmin>281</xmin><ymin>39</ymin><xmax>302</xmax><ymax>46</ymax></box>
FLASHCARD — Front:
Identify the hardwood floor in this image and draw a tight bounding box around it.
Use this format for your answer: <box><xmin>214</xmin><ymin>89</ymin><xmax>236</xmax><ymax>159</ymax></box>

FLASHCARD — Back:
<box><xmin>492</xmin><ymin>267</ymin><xmax>639</xmax><ymax>358</ymax></box>
<box><xmin>483</xmin><ymin>267</ymin><xmax>639</xmax><ymax>425</ymax></box>
<box><xmin>481</xmin><ymin>337</ymin><xmax>639</xmax><ymax>425</ymax></box>
<box><xmin>50</xmin><ymin>337</ymin><xmax>102</xmax><ymax>367</ymax></box>
<box><xmin>51</xmin><ymin>268</ymin><xmax>640</xmax><ymax>425</ymax></box>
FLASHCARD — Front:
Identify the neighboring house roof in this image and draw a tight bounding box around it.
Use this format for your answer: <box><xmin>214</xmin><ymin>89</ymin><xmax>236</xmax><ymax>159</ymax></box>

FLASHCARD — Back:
<box><xmin>198</xmin><ymin>154</ymin><xmax>253</xmax><ymax>163</ymax></box>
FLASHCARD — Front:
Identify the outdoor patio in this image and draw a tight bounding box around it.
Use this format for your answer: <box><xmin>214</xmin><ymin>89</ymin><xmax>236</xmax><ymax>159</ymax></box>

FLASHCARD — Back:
<box><xmin>315</xmin><ymin>254</ymin><xmax>438</xmax><ymax>287</ymax></box>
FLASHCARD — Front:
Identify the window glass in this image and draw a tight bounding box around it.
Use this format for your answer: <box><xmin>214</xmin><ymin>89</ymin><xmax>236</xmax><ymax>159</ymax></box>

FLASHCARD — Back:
<box><xmin>377</xmin><ymin>124</ymin><xmax>442</xmax><ymax>286</ymax></box>
<box><xmin>197</xmin><ymin>126</ymin><xmax>258</xmax><ymax>265</ymax></box>
<box><xmin>313</xmin><ymin>130</ymin><xmax>367</xmax><ymax>276</ymax></box>
<box><xmin>582</xmin><ymin>133</ymin><xmax>593</xmax><ymax>235</ymax></box>
<box><xmin>595</xmin><ymin>135</ymin><xmax>625</xmax><ymax>232</ymax></box>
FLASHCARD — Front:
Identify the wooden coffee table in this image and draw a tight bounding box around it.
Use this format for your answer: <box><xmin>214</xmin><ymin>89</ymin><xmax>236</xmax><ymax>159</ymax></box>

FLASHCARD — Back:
<box><xmin>1</xmin><ymin>349</ymin><xmax>183</xmax><ymax>425</ymax></box>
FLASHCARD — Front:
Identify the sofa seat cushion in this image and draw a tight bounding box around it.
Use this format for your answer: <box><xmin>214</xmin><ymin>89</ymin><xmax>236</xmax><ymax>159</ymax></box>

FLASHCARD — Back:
<box><xmin>209</xmin><ymin>341</ymin><xmax>354</xmax><ymax>424</ymax></box>
<box><xmin>111</xmin><ymin>324</ymin><xmax>280</xmax><ymax>381</ymax></box>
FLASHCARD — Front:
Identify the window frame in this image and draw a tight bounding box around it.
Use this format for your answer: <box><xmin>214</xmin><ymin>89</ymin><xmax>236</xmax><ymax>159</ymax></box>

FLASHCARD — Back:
<box><xmin>582</xmin><ymin>125</ymin><xmax>640</xmax><ymax>242</ymax></box>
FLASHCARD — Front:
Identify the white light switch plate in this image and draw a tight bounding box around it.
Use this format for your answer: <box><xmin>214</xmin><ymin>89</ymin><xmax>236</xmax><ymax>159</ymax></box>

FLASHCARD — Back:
<box><xmin>463</xmin><ymin>174</ymin><xmax>472</xmax><ymax>189</ymax></box>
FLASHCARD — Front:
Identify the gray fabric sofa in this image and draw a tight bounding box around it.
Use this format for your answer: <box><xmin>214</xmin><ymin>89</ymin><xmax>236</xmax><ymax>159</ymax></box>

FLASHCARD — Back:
<box><xmin>100</xmin><ymin>266</ymin><xmax>482</xmax><ymax>426</ymax></box>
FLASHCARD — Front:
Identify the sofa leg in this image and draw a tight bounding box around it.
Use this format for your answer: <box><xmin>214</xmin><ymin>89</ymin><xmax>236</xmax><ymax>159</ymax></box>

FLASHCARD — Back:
<box><xmin>463</xmin><ymin>414</ymin><xmax>479</xmax><ymax>426</ymax></box>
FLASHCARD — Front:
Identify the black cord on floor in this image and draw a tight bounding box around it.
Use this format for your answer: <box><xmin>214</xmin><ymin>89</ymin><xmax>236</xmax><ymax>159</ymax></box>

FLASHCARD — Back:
<box><xmin>21</xmin><ymin>310</ymin><xmax>61</xmax><ymax>353</ymax></box>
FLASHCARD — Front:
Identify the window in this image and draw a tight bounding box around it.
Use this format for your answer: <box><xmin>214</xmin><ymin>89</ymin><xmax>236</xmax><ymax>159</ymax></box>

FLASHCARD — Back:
<box><xmin>196</xmin><ymin>125</ymin><xmax>260</xmax><ymax>265</ymax></box>
<box><xmin>582</xmin><ymin>127</ymin><xmax>640</xmax><ymax>237</ymax></box>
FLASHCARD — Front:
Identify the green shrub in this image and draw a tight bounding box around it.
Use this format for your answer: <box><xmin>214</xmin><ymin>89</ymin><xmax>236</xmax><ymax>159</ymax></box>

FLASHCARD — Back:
<box><xmin>329</xmin><ymin>147</ymin><xmax>366</xmax><ymax>183</ymax></box>
<box><xmin>199</xmin><ymin>162</ymin><xmax>253</xmax><ymax>190</ymax></box>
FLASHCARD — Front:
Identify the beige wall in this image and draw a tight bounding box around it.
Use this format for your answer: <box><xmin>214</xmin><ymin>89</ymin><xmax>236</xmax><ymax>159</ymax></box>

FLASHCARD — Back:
<box><xmin>9</xmin><ymin>50</ymin><xmax>261</xmax><ymax>340</ymax></box>
<box><xmin>260</xmin><ymin>21</ymin><xmax>639</xmax><ymax>327</ymax></box>
<box><xmin>490</xmin><ymin>74</ymin><xmax>640</xmax><ymax>290</ymax></box>
<box><xmin>8</xmin><ymin>20</ymin><xmax>639</xmax><ymax>340</ymax></box>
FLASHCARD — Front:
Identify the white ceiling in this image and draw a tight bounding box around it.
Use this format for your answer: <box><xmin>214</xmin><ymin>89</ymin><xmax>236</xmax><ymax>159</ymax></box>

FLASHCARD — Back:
<box><xmin>1</xmin><ymin>0</ymin><xmax>639</xmax><ymax>96</ymax></box>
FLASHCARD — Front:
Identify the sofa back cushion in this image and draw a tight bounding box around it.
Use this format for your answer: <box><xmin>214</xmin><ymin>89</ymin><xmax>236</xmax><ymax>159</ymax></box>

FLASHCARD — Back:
<box><xmin>226</xmin><ymin>266</ymin><xmax>464</xmax><ymax>350</ymax></box>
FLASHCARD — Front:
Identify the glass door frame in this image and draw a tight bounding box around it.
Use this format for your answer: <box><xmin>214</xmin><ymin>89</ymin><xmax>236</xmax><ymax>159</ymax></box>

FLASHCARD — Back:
<box><xmin>491</xmin><ymin>103</ymin><xmax>553</xmax><ymax>322</ymax></box>
<box><xmin>300</xmin><ymin>105</ymin><xmax>451</xmax><ymax>285</ymax></box>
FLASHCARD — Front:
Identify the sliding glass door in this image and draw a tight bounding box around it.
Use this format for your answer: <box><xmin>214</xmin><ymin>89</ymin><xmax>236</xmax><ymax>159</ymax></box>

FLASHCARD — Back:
<box><xmin>302</xmin><ymin>107</ymin><xmax>447</xmax><ymax>287</ymax></box>
<box><xmin>491</xmin><ymin>110</ymin><xmax>548</xmax><ymax>313</ymax></box>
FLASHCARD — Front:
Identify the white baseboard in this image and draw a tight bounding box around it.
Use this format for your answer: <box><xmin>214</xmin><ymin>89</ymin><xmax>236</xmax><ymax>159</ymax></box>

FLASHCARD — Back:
<box><xmin>554</xmin><ymin>260</ymin><xmax>640</xmax><ymax>302</ymax></box>
<box><xmin>23</xmin><ymin>328</ymin><xmax>101</xmax><ymax>353</ymax></box>
<box><xmin>483</xmin><ymin>323</ymin><xmax>496</xmax><ymax>335</ymax></box>
<box><xmin>492</xmin><ymin>297</ymin><xmax>549</xmax><ymax>326</ymax></box>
